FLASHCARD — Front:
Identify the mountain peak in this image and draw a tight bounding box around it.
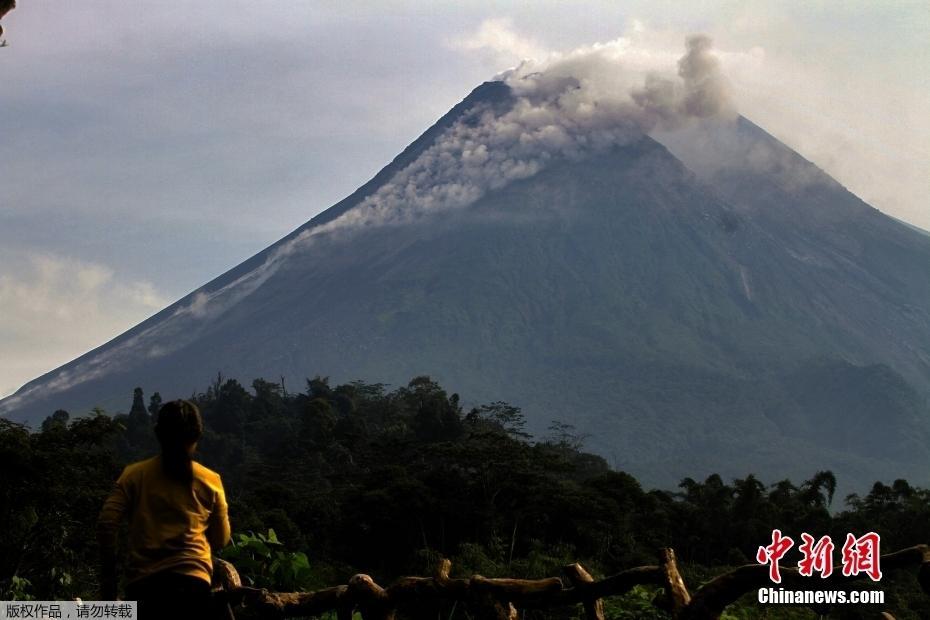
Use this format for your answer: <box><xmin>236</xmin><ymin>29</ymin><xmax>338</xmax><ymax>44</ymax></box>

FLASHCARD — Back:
<box><xmin>4</xmin><ymin>76</ymin><xmax>929</xmax><ymax>493</ymax></box>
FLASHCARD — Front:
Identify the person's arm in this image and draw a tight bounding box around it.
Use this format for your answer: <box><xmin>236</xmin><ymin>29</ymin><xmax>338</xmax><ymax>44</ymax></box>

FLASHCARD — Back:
<box><xmin>207</xmin><ymin>480</ymin><xmax>231</xmax><ymax>553</ymax></box>
<box><xmin>96</xmin><ymin>470</ymin><xmax>130</xmax><ymax>600</ymax></box>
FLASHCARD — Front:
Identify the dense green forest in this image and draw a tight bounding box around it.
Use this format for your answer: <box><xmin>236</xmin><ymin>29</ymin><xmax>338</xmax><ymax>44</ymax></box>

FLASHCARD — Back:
<box><xmin>2</xmin><ymin>375</ymin><xmax>929</xmax><ymax>618</ymax></box>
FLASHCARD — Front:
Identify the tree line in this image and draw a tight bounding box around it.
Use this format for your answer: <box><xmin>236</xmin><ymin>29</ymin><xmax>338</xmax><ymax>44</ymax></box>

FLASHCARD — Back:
<box><xmin>1</xmin><ymin>375</ymin><xmax>929</xmax><ymax>618</ymax></box>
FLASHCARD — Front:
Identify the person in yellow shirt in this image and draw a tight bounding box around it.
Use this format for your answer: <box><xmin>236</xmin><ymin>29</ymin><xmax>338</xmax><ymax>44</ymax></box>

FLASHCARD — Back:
<box><xmin>97</xmin><ymin>399</ymin><xmax>231</xmax><ymax>618</ymax></box>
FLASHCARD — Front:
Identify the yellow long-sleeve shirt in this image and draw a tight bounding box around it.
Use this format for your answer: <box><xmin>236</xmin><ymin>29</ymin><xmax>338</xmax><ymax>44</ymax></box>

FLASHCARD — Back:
<box><xmin>97</xmin><ymin>456</ymin><xmax>231</xmax><ymax>585</ymax></box>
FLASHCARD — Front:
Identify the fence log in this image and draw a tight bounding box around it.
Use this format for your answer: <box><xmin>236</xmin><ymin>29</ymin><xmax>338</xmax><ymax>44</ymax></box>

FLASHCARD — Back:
<box><xmin>587</xmin><ymin>565</ymin><xmax>662</xmax><ymax>599</ymax></box>
<box><xmin>218</xmin><ymin>544</ymin><xmax>930</xmax><ymax>620</ymax></box>
<box><xmin>228</xmin><ymin>585</ymin><xmax>350</xmax><ymax>619</ymax></box>
<box><xmin>469</xmin><ymin>575</ymin><xmax>563</xmax><ymax>597</ymax></box>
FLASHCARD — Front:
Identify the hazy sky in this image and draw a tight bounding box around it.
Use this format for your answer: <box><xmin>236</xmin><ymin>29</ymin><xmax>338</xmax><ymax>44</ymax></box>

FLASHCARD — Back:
<box><xmin>1</xmin><ymin>1</ymin><xmax>928</xmax><ymax>398</ymax></box>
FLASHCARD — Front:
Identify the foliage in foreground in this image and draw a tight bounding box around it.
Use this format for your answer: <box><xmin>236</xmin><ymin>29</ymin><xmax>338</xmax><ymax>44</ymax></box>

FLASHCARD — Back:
<box><xmin>1</xmin><ymin>376</ymin><xmax>929</xmax><ymax>618</ymax></box>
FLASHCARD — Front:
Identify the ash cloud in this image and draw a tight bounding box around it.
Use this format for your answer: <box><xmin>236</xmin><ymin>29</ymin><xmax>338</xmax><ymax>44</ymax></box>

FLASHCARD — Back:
<box><xmin>678</xmin><ymin>34</ymin><xmax>731</xmax><ymax>118</ymax></box>
<box><xmin>320</xmin><ymin>33</ymin><xmax>734</xmax><ymax>236</ymax></box>
<box><xmin>634</xmin><ymin>35</ymin><xmax>732</xmax><ymax>123</ymax></box>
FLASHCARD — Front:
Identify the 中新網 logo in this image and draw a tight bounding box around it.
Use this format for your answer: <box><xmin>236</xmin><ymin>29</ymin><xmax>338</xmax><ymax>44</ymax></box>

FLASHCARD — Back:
<box><xmin>756</xmin><ymin>529</ymin><xmax>882</xmax><ymax>583</ymax></box>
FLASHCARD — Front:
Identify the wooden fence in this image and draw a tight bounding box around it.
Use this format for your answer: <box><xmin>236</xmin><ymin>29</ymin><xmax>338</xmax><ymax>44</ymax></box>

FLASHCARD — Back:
<box><xmin>212</xmin><ymin>544</ymin><xmax>930</xmax><ymax>620</ymax></box>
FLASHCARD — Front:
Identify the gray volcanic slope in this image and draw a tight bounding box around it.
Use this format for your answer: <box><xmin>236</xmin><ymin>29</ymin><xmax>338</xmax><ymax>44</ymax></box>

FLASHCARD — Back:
<box><xmin>3</xmin><ymin>81</ymin><xmax>929</xmax><ymax>490</ymax></box>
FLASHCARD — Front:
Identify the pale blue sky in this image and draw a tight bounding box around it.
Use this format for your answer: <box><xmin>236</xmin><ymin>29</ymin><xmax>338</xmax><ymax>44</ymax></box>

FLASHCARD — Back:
<box><xmin>1</xmin><ymin>1</ymin><xmax>928</xmax><ymax>397</ymax></box>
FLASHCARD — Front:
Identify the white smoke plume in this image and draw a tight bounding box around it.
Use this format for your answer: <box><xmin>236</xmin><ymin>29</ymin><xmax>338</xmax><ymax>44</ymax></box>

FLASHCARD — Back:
<box><xmin>313</xmin><ymin>33</ymin><xmax>734</xmax><ymax>235</ymax></box>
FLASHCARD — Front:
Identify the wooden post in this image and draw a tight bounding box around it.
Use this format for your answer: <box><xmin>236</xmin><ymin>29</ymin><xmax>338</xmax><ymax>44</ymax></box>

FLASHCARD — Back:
<box><xmin>435</xmin><ymin>558</ymin><xmax>452</xmax><ymax>582</ymax></box>
<box><xmin>212</xmin><ymin>557</ymin><xmax>243</xmax><ymax>591</ymax></box>
<box><xmin>563</xmin><ymin>563</ymin><xmax>604</xmax><ymax>620</ymax></box>
<box><xmin>660</xmin><ymin>548</ymin><xmax>691</xmax><ymax>616</ymax></box>
<box><xmin>211</xmin><ymin>558</ymin><xmax>243</xmax><ymax>620</ymax></box>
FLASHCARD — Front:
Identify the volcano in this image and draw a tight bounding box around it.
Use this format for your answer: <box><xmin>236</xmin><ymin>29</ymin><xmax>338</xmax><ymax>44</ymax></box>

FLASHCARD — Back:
<box><xmin>3</xmin><ymin>79</ymin><xmax>929</xmax><ymax>490</ymax></box>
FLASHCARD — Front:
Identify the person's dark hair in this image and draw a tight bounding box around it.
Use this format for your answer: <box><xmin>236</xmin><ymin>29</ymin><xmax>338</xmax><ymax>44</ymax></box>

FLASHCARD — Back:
<box><xmin>154</xmin><ymin>400</ymin><xmax>203</xmax><ymax>482</ymax></box>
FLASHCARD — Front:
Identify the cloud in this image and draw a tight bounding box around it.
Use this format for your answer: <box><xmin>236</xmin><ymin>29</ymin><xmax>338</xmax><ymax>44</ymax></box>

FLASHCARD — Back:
<box><xmin>0</xmin><ymin>1</ymin><xmax>501</xmax><ymax>298</ymax></box>
<box><xmin>0</xmin><ymin>252</ymin><xmax>169</xmax><ymax>398</ymax></box>
<box><xmin>722</xmin><ymin>49</ymin><xmax>930</xmax><ymax>227</ymax></box>
<box><xmin>448</xmin><ymin>17</ymin><xmax>547</xmax><ymax>64</ymax></box>
<box><xmin>0</xmin><ymin>221</ymin><xmax>332</xmax><ymax>411</ymax></box>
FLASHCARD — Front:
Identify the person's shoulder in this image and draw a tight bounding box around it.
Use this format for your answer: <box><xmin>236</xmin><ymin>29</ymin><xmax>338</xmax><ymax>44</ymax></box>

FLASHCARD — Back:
<box><xmin>119</xmin><ymin>456</ymin><xmax>159</xmax><ymax>482</ymax></box>
<box><xmin>192</xmin><ymin>461</ymin><xmax>224</xmax><ymax>489</ymax></box>
<box><xmin>120</xmin><ymin>456</ymin><xmax>160</xmax><ymax>479</ymax></box>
